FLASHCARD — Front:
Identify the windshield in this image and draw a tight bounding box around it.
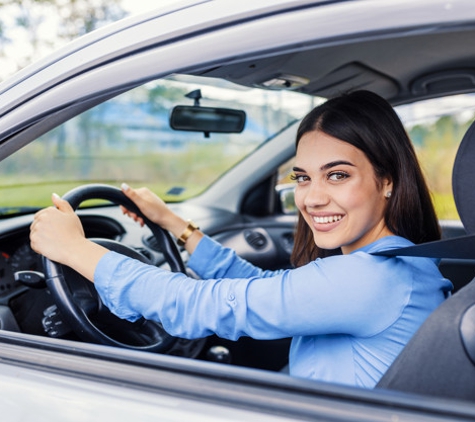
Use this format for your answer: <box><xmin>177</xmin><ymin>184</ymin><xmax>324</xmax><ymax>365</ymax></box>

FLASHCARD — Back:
<box><xmin>0</xmin><ymin>74</ymin><xmax>316</xmax><ymax>212</ymax></box>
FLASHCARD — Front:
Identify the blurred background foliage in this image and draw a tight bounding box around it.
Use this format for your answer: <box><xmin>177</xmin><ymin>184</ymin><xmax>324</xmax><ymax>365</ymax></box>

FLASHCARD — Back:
<box><xmin>0</xmin><ymin>0</ymin><xmax>126</xmax><ymax>78</ymax></box>
<box><xmin>410</xmin><ymin>114</ymin><xmax>474</xmax><ymax>221</ymax></box>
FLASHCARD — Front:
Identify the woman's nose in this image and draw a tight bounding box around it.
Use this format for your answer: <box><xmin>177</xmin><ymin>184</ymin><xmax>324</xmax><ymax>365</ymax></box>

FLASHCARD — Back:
<box><xmin>303</xmin><ymin>181</ymin><xmax>329</xmax><ymax>208</ymax></box>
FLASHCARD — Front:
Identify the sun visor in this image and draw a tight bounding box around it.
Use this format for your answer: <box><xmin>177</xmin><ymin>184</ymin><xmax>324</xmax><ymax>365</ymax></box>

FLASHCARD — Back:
<box><xmin>302</xmin><ymin>62</ymin><xmax>399</xmax><ymax>100</ymax></box>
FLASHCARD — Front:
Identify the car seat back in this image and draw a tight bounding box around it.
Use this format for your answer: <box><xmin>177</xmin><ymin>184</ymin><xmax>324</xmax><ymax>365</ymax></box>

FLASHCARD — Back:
<box><xmin>376</xmin><ymin>278</ymin><xmax>475</xmax><ymax>399</ymax></box>
<box><xmin>376</xmin><ymin>118</ymin><xmax>475</xmax><ymax>400</ymax></box>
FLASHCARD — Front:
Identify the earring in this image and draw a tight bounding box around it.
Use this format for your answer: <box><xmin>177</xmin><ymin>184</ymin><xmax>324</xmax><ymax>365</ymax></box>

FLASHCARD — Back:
<box><xmin>385</xmin><ymin>191</ymin><xmax>392</xmax><ymax>198</ymax></box>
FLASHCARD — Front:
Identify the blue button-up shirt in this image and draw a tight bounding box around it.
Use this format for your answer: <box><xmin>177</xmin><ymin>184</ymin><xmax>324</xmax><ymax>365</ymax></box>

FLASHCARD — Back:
<box><xmin>94</xmin><ymin>235</ymin><xmax>452</xmax><ymax>388</ymax></box>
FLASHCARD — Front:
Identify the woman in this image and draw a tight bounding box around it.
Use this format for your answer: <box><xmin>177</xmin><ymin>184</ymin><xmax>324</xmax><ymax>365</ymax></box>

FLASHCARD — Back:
<box><xmin>30</xmin><ymin>90</ymin><xmax>452</xmax><ymax>388</ymax></box>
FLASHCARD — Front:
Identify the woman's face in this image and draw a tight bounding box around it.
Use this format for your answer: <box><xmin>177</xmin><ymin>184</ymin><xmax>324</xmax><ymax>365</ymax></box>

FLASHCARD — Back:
<box><xmin>293</xmin><ymin>130</ymin><xmax>393</xmax><ymax>254</ymax></box>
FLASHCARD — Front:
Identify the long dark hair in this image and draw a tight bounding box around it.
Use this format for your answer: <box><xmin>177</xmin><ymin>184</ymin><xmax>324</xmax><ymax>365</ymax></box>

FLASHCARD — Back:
<box><xmin>291</xmin><ymin>90</ymin><xmax>440</xmax><ymax>267</ymax></box>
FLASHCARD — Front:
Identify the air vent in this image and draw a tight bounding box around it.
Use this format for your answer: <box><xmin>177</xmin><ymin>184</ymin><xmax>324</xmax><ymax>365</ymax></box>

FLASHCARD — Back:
<box><xmin>244</xmin><ymin>229</ymin><xmax>268</xmax><ymax>250</ymax></box>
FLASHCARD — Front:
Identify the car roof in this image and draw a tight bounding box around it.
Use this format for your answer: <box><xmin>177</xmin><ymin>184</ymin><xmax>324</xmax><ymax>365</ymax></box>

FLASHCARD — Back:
<box><xmin>200</xmin><ymin>1</ymin><xmax>475</xmax><ymax>105</ymax></box>
<box><xmin>2</xmin><ymin>0</ymin><xmax>475</xmax><ymax>99</ymax></box>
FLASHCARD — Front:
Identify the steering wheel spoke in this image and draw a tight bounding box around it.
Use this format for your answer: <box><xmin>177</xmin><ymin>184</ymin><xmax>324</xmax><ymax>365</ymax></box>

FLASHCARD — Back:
<box><xmin>74</xmin><ymin>294</ymin><xmax>100</xmax><ymax>317</ymax></box>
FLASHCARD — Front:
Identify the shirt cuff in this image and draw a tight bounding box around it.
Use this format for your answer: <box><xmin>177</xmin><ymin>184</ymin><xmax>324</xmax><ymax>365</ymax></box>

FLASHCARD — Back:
<box><xmin>187</xmin><ymin>236</ymin><xmax>223</xmax><ymax>276</ymax></box>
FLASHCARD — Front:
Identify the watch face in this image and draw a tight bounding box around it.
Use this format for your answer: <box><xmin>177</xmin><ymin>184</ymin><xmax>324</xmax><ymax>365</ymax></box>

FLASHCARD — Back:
<box><xmin>177</xmin><ymin>221</ymin><xmax>199</xmax><ymax>246</ymax></box>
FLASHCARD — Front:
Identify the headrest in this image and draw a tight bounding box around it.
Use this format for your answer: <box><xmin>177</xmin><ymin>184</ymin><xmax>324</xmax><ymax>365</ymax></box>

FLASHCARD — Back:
<box><xmin>453</xmin><ymin>119</ymin><xmax>475</xmax><ymax>234</ymax></box>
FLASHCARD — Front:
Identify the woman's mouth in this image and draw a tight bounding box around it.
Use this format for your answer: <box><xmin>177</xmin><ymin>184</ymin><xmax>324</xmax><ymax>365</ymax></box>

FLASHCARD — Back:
<box><xmin>312</xmin><ymin>215</ymin><xmax>343</xmax><ymax>224</ymax></box>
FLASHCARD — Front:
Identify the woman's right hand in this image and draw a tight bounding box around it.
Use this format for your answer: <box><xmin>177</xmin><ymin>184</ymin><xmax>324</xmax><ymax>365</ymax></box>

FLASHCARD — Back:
<box><xmin>121</xmin><ymin>183</ymin><xmax>203</xmax><ymax>253</ymax></box>
<box><xmin>119</xmin><ymin>183</ymin><xmax>185</xmax><ymax>235</ymax></box>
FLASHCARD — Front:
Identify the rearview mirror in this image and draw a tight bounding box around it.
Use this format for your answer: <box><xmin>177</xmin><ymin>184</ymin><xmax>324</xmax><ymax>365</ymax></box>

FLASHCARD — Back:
<box><xmin>170</xmin><ymin>105</ymin><xmax>246</xmax><ymax>136</ymax></box>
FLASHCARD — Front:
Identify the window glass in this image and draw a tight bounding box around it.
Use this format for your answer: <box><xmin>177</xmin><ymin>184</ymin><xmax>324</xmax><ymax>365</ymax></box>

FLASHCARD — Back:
<box><xmin>397</xmin><ymin>94</ymin><xmax>475</xmax><ymax>221</ymax></box>
<box><xmin>0</xmin><ymin>74</ymin><xmax>315</xmax><ymax>212</ymax></box>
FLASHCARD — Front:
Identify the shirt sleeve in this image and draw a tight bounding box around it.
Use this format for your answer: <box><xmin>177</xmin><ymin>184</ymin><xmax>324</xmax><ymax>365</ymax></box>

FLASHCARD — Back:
<box><xmin>94</xmin><ymin>247</ymin><xmax>412</xmax><ymax>341</ymax></box>
<box><xmin>188</xmin><ymin>236</ymin><xmax>281</xmax><ymax>279</ymax></box>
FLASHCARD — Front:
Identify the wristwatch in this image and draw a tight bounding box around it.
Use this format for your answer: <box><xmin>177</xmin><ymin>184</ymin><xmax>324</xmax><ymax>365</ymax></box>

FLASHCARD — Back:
<box><xmin>177</xmin><ymin>220</ymin><xmax>200</xmax><ymax>246</ymax></box>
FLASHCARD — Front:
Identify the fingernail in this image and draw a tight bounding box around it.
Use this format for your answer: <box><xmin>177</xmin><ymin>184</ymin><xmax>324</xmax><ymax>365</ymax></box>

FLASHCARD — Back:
<box><xmin>52</xmin><ymin>193</ymin><xmax>60</xmax><ymax>199</ymax></box>
<box><xmin>121</xmin><ymin>183</ymin><xmax>130</xmax><ymax>191</ymax></box>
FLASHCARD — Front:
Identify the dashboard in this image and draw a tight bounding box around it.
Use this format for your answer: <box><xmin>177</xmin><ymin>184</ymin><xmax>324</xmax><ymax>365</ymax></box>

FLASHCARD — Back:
<box><xmin>0</xmin><ymin>241</ymin><xmax>40</xmax><ymax>295</ymax></box>
<box><xmin>0</xmin><ymin>214</ymin><xmax>127</xmax><ymax>298</ymax></box>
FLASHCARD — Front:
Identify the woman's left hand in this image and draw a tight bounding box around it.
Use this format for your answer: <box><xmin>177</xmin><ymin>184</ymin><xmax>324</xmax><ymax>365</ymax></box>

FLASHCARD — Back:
<box><xmin>30</xmin><ymin>193</ymin><xmax>86</xmax><ymax>266</ymax></box>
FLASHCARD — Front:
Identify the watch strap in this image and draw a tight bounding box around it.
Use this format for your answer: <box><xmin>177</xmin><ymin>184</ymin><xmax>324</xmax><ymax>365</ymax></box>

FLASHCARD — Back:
<box><xmin>177</xmin><ymin>220</ymin><xmax>199</xmax><ymax>246</ymax></box>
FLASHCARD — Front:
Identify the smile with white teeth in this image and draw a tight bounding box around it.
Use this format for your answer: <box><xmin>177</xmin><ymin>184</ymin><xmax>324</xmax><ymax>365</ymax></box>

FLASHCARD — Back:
<box><xmin>313</xmin><ymin>215</ymin><xmax>342</xmax><ymax>224</ymax></box>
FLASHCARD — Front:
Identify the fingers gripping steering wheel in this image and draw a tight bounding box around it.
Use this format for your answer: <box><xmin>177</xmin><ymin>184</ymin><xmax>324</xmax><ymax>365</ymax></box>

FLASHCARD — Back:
<box><xmin>43</xmin><ymin>184</ymin><xmax>186</xmax><ymax>353</ymax></box>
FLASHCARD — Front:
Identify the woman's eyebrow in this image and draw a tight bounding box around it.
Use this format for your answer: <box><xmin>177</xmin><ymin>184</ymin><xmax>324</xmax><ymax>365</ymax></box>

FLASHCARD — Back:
<box><xmin>320</xmin><ymin>160</ymin><xmax>355</xmax><ymax>171</ymax></box>
<box><xmin>293</xmin><ymin>161</ymin><xmax>355</xmax><ymax>173</ymax></box>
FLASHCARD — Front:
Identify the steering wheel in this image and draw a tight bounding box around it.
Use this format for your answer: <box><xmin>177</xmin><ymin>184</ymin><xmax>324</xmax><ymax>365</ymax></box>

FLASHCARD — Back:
<box><xmin>43</xmin><ymin>183</ymin><xmax>186</xmax><ymax>353</ymax></box>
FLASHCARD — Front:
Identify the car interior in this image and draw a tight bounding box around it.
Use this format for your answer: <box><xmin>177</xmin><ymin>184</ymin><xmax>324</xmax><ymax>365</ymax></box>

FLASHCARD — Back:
<box><xmin>1</xmin><ymin>2</ymin><xmax>475</xmax><ymax>409</ymax></box>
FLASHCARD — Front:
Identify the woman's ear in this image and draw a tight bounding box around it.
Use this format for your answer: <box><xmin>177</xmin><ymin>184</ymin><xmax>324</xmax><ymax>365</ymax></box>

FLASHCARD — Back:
<box><xmin>383</xmin><ymin>178</ymin><xmax>393</xmax><ymax>199</ymax></box>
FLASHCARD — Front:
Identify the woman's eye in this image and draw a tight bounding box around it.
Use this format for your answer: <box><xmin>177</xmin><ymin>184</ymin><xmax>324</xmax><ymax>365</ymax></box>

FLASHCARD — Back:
<box><xmin>328</xmin><ymin>171</ymin><xmax>349</xmax><ymax>181</ymax></box>
<box><xmin>290</xmin><ymin>174</ymin><xmax>308</xmax><ymax>183</ymax></box>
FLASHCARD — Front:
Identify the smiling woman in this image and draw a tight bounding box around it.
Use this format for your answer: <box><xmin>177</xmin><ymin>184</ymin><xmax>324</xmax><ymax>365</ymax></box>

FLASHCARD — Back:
<box><xmin>293</xmin><ymin>131</ymin><xmax>393</xmax><ymax>254</ymax></box>
<box><xmin>30</xmin><ymin>89</ymin><xmax>452</xmax><ymax>389</ymax></box>
<box><xmin>291</xmin><ymin>91</ymin><xmax>443</xmax><ymax>267</ymax></box>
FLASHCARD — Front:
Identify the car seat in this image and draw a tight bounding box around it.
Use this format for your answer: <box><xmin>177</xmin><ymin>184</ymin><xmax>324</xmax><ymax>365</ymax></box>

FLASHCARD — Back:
<box><xmin>375</xmin><ymin>119</ymin><xmax>475</xmax><ymax>400</ymax></box>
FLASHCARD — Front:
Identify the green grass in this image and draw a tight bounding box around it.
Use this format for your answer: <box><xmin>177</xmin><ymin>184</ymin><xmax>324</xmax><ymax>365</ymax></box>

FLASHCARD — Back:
<box><xmin>431</xmin><ymin>192</ymin><xmax>460</xmax><ymax>221</ymax></box>
<box><xmin>0</xmin><ymin>181</ymin><xmax>190</xmax><ymax>208</ymax></box>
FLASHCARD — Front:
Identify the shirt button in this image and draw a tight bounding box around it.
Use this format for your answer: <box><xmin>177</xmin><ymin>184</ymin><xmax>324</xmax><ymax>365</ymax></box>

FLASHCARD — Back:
<box><xmin>228</xmin><ymin>294</ymin><xmax>235</xmax><ymax>301</ymax></box>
